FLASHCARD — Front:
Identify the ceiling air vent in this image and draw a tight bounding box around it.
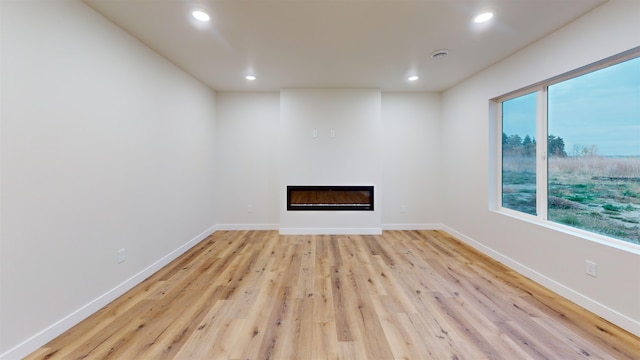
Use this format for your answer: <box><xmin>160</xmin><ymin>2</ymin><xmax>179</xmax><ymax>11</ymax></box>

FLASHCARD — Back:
<box><xmin>431</xmin><ymin>49</ymin><xmax>449</xmax><ymax>60</ymax></box>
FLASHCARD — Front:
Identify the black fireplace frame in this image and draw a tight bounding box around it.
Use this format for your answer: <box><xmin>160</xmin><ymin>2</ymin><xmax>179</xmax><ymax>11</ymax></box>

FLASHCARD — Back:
<box><xmin>287</xmin><ymin>185</ymin><xmax>374</xmax><ymax>211</ymax></box>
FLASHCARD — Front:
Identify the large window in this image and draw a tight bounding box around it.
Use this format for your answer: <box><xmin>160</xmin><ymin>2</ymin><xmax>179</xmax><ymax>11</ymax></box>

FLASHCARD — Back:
<box><xmin>497</xmin><ymin>51</ymin><xmax>640</xmax><ymax>246</ymax></box>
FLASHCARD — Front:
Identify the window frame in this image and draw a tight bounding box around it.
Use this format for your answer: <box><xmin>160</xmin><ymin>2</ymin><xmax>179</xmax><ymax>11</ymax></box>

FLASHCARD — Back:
<box><xmin>492</xmin><ymin>47</ymin><xmax>640</xmax><ymax>253</ymax></box>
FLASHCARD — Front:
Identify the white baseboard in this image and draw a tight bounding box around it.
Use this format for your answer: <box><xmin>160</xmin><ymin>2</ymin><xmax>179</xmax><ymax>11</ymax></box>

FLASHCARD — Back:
<box><xmin>216</xmin><ymin>224</ymin><xmax>279</xmax><ymax>231</ymax></box>
<box><xmin>0</xmin><ymin>224</ymin><xmax>218</xmax><ymax>360</ymax></box>
<box><xmin>440</xmin><ymin>224</ymin><xmax>640</xmax><ymax>338</ymax></box>
<box><xmin>279</xmin><ymin>227</ymin><xmax>382</xmax><ymax>235</ymax></box>
<box><xmin>381</xmin><ymin>223</ymin><xmax>443</xmax><ymax>231</ymax></box>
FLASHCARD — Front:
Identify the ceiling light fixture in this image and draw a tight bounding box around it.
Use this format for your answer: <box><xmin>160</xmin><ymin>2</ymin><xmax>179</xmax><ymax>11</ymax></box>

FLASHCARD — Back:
<box><xmin>192</xmin><ymin>10</ymin><xmax>210</xmax><ymax>22</ymax></box>
<box><xmin>245</xmin><ymin>75</ymin><xmax>256</xmax><ymax>81</ymax></box>
<box><xmin>473</xmin><ymin>11</ymin><xmax>494</xmax><ymax>23</ymax></box>
<box><xmin>408</xmin><ymin>76</ymin><xmax>419</xmax><ymax>82</ymax></box>
<box><xmin>431</xmin><ymin>49</ymin><xmax>449</xmax><ymax>60</ymax></box>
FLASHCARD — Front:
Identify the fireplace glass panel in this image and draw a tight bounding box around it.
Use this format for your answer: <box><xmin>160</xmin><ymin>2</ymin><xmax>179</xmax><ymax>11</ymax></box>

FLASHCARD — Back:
<box><xmin>287</xmin><ymin>186</ymin><xmax>374</xmax><ymax>211</ymax></box>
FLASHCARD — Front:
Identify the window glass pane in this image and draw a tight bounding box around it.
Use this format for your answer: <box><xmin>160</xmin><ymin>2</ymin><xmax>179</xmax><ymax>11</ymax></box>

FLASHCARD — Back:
<box><xmin>548</xmin><ymin>56</ymin><xmax>640</xmax><ymax>245</ymax></box>
<box><xmin>502</xmin><ymin>92</ymin><xmax>537</xmax><ymax>215</ymax></box>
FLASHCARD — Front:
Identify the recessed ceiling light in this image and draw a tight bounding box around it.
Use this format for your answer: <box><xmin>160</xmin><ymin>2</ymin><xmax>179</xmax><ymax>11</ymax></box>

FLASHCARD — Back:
<box><xmin>192</xmin><ymin>10</ymin><xmax>210</xmax><ymax>22</ymax></box>
<box><xmin>408</xmin><ymin>76</ymin><xmax>419</xmax><ymax>82</ymax></box>
<box><xmin>474</xmin><ymin>11</ymin><xmax>494</xmax><ymax>23</ymax></box>
<box><xmin>245</xmin><ymin>75</ymin><xmax>256</xmax><ymax>81</ymax></box>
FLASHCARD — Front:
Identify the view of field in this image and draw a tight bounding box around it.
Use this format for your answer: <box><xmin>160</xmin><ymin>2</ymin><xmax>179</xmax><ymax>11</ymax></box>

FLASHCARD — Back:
<box><xmin>500</xmin><ymin>56</ymin><xmax>639</xmax><ymax>245</ymax></box>
<box><xmin>503</xmin><ymin>155</ymin><xmax>640</xmax><ymax>245</ymax></box>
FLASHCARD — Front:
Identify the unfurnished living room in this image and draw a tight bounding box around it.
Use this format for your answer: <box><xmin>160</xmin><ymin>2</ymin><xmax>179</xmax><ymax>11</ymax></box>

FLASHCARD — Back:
<box><xmin>1</xmin><ymin>0</ymin><xmax>639</xmax><ymax>359</ymax></box>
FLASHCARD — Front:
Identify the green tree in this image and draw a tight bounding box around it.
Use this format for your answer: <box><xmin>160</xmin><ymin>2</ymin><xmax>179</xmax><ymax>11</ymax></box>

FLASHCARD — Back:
<box><xmin>522</xmin><ymin>135</ymin><xmax>536</xmax><ymax>157</ymax></box>
<box><xmin>505</xmin><ymin>134</ymin><xmax>524</xmax><ymax>155</ymax></box>
<box><xmin>548</xmin><ymin>135</ymin><xmax>567</xmax><ymax>157</ymax></box>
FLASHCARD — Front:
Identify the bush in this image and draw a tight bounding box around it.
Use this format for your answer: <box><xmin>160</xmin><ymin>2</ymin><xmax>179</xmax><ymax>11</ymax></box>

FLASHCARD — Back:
<box><xmin>603</xmin><ymin>204</ymin><xmax>622</xmax><ymax>212</ymax></box>
<box><xmin>558</xmin><ymin>215</ymin><xmax>581</xmax><ymax>226</ymax></box>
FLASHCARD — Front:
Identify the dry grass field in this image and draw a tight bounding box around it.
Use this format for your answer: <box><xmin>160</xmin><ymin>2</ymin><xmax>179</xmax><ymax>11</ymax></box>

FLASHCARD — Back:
<box><xmin>502</xmin><ymin>156</ymin><xmax>640</xmax><ymax>244</ymax></box>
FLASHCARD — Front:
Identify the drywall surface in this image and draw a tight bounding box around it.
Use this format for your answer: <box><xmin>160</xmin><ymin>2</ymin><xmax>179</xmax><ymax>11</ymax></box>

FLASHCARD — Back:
<box><xmin>381</xmin><ymin>92</ymin><xmax>442</xmax><ymax>228</ymax></box>
<box><xmin>215</xmin><ymin>92</ymin><xmax>280</xmax><ymax>229</ymax></box>
<box><xmin>280</xmin><ymin>89</ymin><xmax>382</xmax><ymax>233</ymax></box>
<box><xmin>1</xmin><ymin>1</ymin><xmax>217</xmax><ymax>356</ymax></box>
<box><xmin>214</xmin><ymin>91</ymin><xmax>442</xmax><ymax>230</ymax></box>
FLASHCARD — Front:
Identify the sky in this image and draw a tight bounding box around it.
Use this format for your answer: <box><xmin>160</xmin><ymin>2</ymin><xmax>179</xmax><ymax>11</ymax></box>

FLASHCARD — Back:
<box><xmin>502</xmin><ymin>55</ymin><xmax>640</xmax><ymax>156</ymax></box>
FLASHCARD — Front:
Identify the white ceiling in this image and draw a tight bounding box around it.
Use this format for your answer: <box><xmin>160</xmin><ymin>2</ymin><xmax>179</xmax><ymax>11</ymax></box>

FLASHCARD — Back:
<box><xmin>83</xmin><ymin>0</ymin><xmax>606</xmax><ymax>92</ymax></box>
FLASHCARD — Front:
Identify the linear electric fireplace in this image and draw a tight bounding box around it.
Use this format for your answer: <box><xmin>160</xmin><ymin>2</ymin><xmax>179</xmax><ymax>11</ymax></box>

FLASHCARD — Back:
<box><xmin>287</xmin><ymin>185</ymin><xmax>374</xmax><ymax>211</ymax></box>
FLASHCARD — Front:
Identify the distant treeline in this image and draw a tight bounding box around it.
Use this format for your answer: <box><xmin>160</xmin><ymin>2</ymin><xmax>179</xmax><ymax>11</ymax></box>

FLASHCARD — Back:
<box><xmin>503</xmin><ymin>133</ymin><xmax>567</xmax><ymax>157</ymax></box>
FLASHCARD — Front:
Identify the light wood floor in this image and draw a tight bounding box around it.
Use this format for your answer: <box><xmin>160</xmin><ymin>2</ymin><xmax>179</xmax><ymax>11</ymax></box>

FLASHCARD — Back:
<box><xmin>26</xmin><ymin>230</ymin><xmax>639</xmax><ymax>359</ymax></box>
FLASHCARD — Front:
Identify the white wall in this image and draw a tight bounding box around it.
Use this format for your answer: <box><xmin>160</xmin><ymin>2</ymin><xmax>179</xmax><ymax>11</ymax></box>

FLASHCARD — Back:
<box><xmin>280</xmin><ymin>89</ymin><xmax>382</xmax><ymax>234</ymax></box>
<box><xmin>0</xmin><ymin>1</ymin><xmax>217</xmax><ymax>357</ymax></box>
<box><xmin>440</xmin><ymin>0</ymin><xmax>640</xmax><ymax>336</ymax></box>
<box><xmin>214</xmin><ymin>91</ymin><xmax>442</xmax><ymax>232</ymax></box>
<box><xmin>381</xmin><ymin>92</ymin><xmax>442</xmax><ymax>228</ymax></box>
<box><xmin>215</xmin><ymin>92</ymin><xmax>280</xmax><ymax>229</ymax></box>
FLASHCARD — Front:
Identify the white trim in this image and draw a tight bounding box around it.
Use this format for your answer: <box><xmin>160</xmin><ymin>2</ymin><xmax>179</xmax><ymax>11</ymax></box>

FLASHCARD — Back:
<box><xmin>381</xmin><ymin>223</ymin><xmax>442</xmax><ymax>231</ymax></box>
<box><xmin>0</xmin><ymin>224</ymin><xmax>218</xmax><ymax>360</ymax></box>
<box><xmin>492</xmin><ymin>209</ymin><xmax>640</xmax><ymax>255</ymax></box>
<box><xmin>279</xmin><ymin>227</ymin><xmax>382</xmax><ymax>235</ymax></box>
<box><xmin>215</xmin><ymin>224</ymin><xmax>279</xmax><ymax>231</ymax></box>
<box><xmin>440</xmin><ymin>224</ymin><xmax>640</xmax><ymax>338</ymax></box>
<box><xmin>536</xmin><ymin>87</ymin><xmax>548</xmax><ymax>220</ymax></box>
<box><xmin>488</xmin><ymin>99</ymin><xmax>500</xmax><ymax>211</ymax></box>
<box><xmin>492</xmin><ymin>47</ymin><xmax>640</xmax><ymax>102</ymax></box>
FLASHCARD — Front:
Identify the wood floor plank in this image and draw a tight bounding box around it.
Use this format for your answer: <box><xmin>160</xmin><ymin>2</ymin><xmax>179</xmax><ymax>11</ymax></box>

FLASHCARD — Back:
<box><xmin>339</xmin><ymin>264</ymin><xmax>395</xmax><ymax>359</ymax></box>
<box><xmin>295</xmin><ymin>237</ymin><xmax>316</xmax><ymax>299</ymax></box>
<box><xmin>24</xmin><ymin>230</ymin><xmax>639</xmax><ymax>360</ymax></box>
<box><xmin>312</xmin><ymin>321</ymin><xmax>340</xmax><ymax>360</ymax></box>
<box><xmin>290</xmin><ymin>298</ymin><xmax>314</xmax><ymax>359</ymax></box>
<box><xmin>406</xmin><ymin>306</ymin><xmax>479</xmax><ymax>359</ymax></box>
<box><xmin>330</xmin><ymin>266</ymin><xmax>358</xmax><ymax>342</ymax></box>
<box><xmin>336</xmin><ymin>341</ymin><xmax>367</xmax><ymax>360</ymax></box>
<box><xmin>372</xmin><ymin>295</ymin><xmax>425</xmax><ymax>360</ymax></box>
<box><xmin>313</xmin><ymin>256</ymin><xmax>335</xmax><ymax>323</ymax></box>
<box><xmin>228</xmin><ymin>270</ymin><xmax>281</xmax><ymax>360</ymax></box>
<box><xmin>396</xmin><ymin>312</ymin><xmax>457</xmax><ymax>360</ymax></box>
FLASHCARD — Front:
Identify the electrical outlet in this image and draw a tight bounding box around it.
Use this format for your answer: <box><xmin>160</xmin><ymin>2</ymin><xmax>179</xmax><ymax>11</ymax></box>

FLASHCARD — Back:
<box><xmin>248</xmin><ymin>204</ymin><xmax>254</xmax><ymax>213</ymax></box>
<box><xmin>401</xmin><ymin>205</ymin><xmax>407</xmax><ymax>213</ymax></box>
<box><xmin>585</xmin><ymin>260</ymin><xmax>597</xmax><ymax>277</ymax></box>
<box><xmin>117</xmin><ymin>248</ymin><xmax>126</xmax><ymax>264</ymax></box>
